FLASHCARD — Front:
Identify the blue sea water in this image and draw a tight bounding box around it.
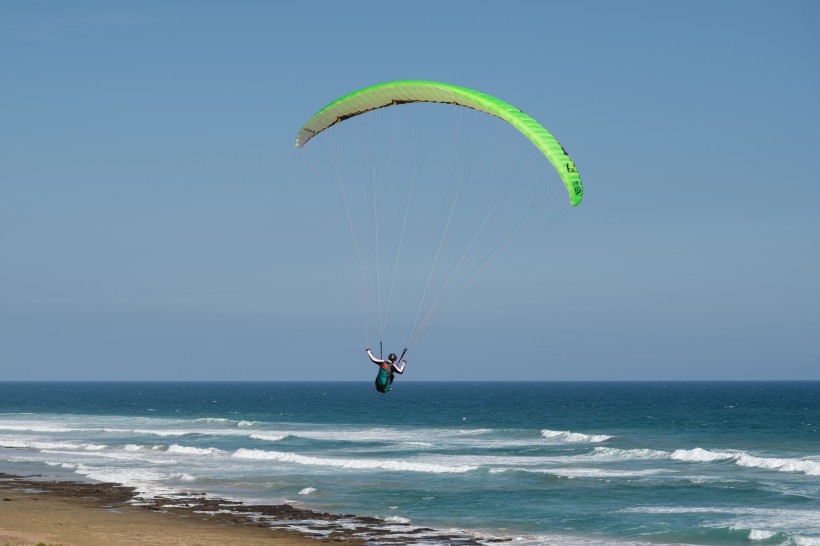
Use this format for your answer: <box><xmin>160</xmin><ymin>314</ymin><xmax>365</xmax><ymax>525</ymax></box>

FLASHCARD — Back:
<box><xmin>1</xmin><ymin>381</ymin><xmax>818</xmax><ymax>545</ymax></box>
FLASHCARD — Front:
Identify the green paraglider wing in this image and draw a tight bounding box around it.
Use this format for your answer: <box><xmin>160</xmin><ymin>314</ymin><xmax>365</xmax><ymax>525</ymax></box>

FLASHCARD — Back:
<box><xmin>295</xmin><ymin>80</ymin><xmax>583</xmax><ymax>206</ymax></box>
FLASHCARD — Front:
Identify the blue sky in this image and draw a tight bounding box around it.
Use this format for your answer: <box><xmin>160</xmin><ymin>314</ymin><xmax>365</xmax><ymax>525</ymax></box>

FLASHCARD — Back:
<box><xmin>1</xmin><ymin>1</ymin><xmax>818</xmax><ymax>380</ymax></box>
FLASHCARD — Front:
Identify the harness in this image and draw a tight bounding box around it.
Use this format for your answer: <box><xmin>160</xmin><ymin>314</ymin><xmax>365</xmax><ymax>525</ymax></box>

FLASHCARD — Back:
<box><xmin>374</xmin><ymin>347</ymin><xmax>406</xmax><ymax>394</ymax></box>
<box><xmin>375</xmin><ymin>362</ymin><xmax>393</xmax><ymax>393</ymax></box>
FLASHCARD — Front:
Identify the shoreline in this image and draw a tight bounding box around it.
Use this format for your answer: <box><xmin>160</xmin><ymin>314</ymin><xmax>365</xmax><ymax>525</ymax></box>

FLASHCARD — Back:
<box><xmin>0</xmin><ymin>472</ymin><xmax>491</xmax><ymax>545</ymax></box>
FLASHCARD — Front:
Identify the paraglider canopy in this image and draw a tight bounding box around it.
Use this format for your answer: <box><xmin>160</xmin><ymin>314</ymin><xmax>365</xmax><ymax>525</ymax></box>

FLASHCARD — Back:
<box><xmin>295</xmin><ymin>80</ymin><xmax>583</xmax><ymax>206</ymax></box>
<box><xmin>295</xmin><ymin>79</ymin><xmax>585</xmax><ymax>354</ymax></box>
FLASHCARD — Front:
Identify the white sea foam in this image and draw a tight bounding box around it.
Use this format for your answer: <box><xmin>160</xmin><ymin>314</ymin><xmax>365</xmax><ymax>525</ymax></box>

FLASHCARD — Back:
<box><xmin>0</xmin><ymin>439</ymin><xmax>106</xmax><ymax>451</ymax></box>
<box><xmin>234</xmin><ymin>426</ymin><xmax>499</xmax><ymax>448</ymax></box>
<box><xmin>69</xmin><ymin>463</ymin><xmax>196</xmax><ymax>496</ymax></box>
<box><xmin>542</xmin><ymin>467</ymin><xmax>667</xmax><ymax>479</ymax></box>
<box><xmin>193</xmin><ymin>509</ymin><xmax>235</xmax><ymax>515</ymax></box>
<box><xmin>735</xmin><ymin>454</ymin><xmax>820</xmax><ymax>476</ymax></box>
<box><xmin>46</xmin><ymin>443</ymin><xmax>107</xmax><ymax>451</ymax></box>
<box><xmin>165</xmin><ymin>444</ymin><xmax>224</xmax><ymax>456</ymax></box>
<box><xmin>237</xmin><ymin>420</ymin><xmax>258</xmax><ymax>427</ymax></box>
<box><xmin>298</xmin><ymin>487</ymin><xmax>316</xmax><ymax>495</ymax></box>
<box><xmin>133</xmin><ymin>428</ymin><xmax>193</xmax><ymax>437</ymax></box>
<box><xmin>669</xmin><ymin>448</ymin><xmax>820</xmax><ymax>476</ymax></box>
<box><xmin>541</xmin><ymin>429</ymin><xmax>612</xmax><ymax>443</ymax></box>
<box><xmin>249</xmin><ymin>433</ymin><xmax>288</xmax><ymax>442</ymax></box>
<box><xmin>748</xmin><ymin>529</ymin><xmax>776</xmax><ymax>540</ymax></box>
<box><xmin>489</xmin><ymin>466</ymin><xmax>666</xmax><ymax>479</ymax></box>
<box><xmin>115</xmin><ymin>443</ymin><xmax>225</xmax><ymax>460</ymax></box>
<box><xmin>383</xmin><ymin>515</ymin><xmax>411</xmax><ymax>524</ymax></box>
<box><xmin>794</xmin><ymin>537</ymin><xmax>820</xmax><ymax>546</ymax></box>
<box><xmin>123</xmin><ymin>424</ymin><xmax>445</xmax><ymax>445</ymax></box>
<box><xmin>42</xmin><ymin>448</ymin><xmax>177</xmax><ymax>466</ymax></box>
<box><xmin>0</xmin><ymin>423</ymin><xmax>77</xmax><ymax>433</ymax></box>
<box><xmin>620</xmin><ymin>506</ymin><xmax>820</xmax><ymax>538</ymax></box>
<box><xmin>591</xmin><ymin>447</ymin><xmax>668</xmax><ymax>459</ymax></box>
<box><xmin>131</xmin><ymin>427</ymin><xmax>259</xmax><ymax>439</ymax></box>
<box><xmin>619</xmin><ymin>506</ymin><xmax>726</xmax><ymax>514</ymax></box>
<box><xmin>423</xmin><ymin>449</ymin><xmax>672</xmax><ymax>473</ymax></box>
<box><xmin>231</xmin><ymin>448</ymin><xmax>477</xmax><ymax>473</ymax></box>
<box><xmin>195</xmin><ymin>418</ymin><xmax>233</xmax><ymax>424</ymax></box>
<box><xmin>670</xmin><ymin>448</ymin><xmax>736</xmax><ymax>462</ymax></box>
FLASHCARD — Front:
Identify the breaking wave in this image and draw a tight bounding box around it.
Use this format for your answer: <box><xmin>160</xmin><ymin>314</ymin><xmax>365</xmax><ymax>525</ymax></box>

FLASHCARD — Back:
<box><xmin>541</xmin><ymin>429</ymin><xmax>613</xmax><ymax>443</ymax></box>
<box><xmin>671</xmin><ymin>448</ymin><xmax>820</xmax><ymax>476</ymax></box>
<box><xmin>231</xmin><ymin>448</ymin><xmax>477</xmax><ymax>473</ymax></box>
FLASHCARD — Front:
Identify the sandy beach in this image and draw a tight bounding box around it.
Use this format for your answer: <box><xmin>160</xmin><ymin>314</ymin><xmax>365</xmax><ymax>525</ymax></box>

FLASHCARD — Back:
<box><xmin>0</xmin><ymin>473</ymin><xmax>363</xmax><ymax>546</ymax></box>
<box><xmin>0</xmin><ymin>473</ymin><xmax>486</xmax><ymax>545</ymax></box>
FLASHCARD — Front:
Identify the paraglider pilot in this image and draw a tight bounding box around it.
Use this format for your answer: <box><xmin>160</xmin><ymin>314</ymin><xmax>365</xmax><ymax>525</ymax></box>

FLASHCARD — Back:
<box><xmin>366</xmin><ymin>348</ymin><xmax>407</xmax><ymax>393</ymax></box>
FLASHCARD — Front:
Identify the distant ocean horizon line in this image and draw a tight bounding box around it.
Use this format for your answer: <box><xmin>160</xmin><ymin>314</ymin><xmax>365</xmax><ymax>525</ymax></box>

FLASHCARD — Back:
<box><xmin>2</xmin><ymin>379</ymin><xmax>818</xmax><ymax>383</ymax></box>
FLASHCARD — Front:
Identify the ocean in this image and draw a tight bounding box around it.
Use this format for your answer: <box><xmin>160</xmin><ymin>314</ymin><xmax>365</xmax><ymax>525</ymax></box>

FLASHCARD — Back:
<box><xmin>1</xmin><ymin>381</ymin><xmax>818</xmax><ymax>545</ymax></box>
